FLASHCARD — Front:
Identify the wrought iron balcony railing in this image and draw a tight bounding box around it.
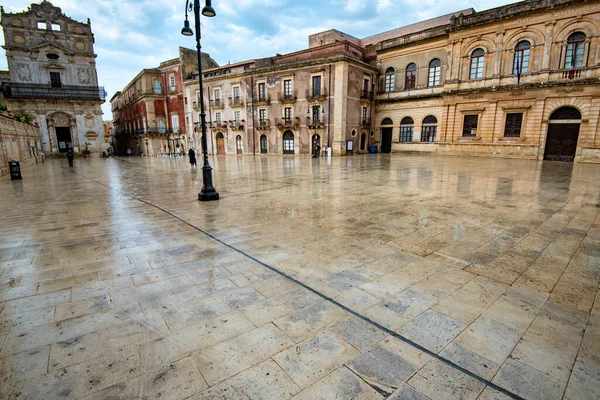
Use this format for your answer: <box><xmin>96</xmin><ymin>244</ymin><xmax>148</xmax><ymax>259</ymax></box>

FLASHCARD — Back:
<box><xmin>5</xmin><ymin>83</ymin><xmax>106</xmax><ymax>101</ymax></box>
<box><xmin>360</xmin><ymin>90</ymin><xmax>374</xmax><ymax>100</ymax></box>
<box><xmin>306</xmin><ymin>88</ymin><xmax>327</xmax><ymax>101</ymax></box>
<box><xmin>278</xmin><ymin>90</ymin><xmax>297</xmax><ymax>103</ymax></box>
<box><xmin>210</xmin><ymin>98</ymin><xmax>224</xmax><ymax>108</ymax></box>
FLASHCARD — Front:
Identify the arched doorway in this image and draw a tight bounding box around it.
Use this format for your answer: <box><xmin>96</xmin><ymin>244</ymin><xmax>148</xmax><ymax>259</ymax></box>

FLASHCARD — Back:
<box><xmin>236</xmin><ymin>135</ymin><xmax>243</xmax><ymax>154</ymax></box>
<box><xmin>260</xmin><ymin>134</ymin><xmax>268</xmax><ymax>154</ymax></box>
<box><xmin>283</xmin><ymin>131</ymin><xmax>294</xmax><ymax>154</ymax></box>
<box><xmin>380</xmin><ymin>118</ymin><xmax>393</xmax><ymax>153</ymax></box>
<box><xmin>312</xmin><ymin>134</ymin><xmax>320</xmax><ymax>156</ymax></box>
<box><xmin>215</xmin><ymin>132</ymin><xmax>225</xmax><ymax>155</ymax></box>
<box><xmin>360</xmin><ymin>132</ymin><xmax>366</xmax><ymax>151</ymax></box>
<box><xmin>544</xmin><ymin>107</ymin><xmax>581</xmax><ymax>162</ymax></box>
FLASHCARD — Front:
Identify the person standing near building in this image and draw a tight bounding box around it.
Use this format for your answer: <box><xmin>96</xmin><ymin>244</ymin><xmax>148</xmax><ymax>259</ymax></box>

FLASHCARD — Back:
<box><xmin>188</xmin><ymin>148</ymin><xmax>197</xmax><ymax>168</ymax></box>
<box><xmin>66</xmin><ymin>146</ymin><xmax>74</xmax><ymax>168</ymax></box>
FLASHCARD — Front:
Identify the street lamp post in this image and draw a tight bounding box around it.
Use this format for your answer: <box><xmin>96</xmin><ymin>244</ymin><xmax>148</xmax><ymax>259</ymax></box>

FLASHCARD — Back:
<box><xmin>182</xmin><ymin>0</ymin><xmax>219</xmax><ymax>201</ymax></box>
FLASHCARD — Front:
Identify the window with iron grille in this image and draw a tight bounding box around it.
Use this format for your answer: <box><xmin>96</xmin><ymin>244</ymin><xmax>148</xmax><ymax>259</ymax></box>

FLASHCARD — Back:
<box><xmin>504</xmin><ymin>113</ymin><xmax>523</xmax><ymax>137</ymax></box>
<box><xmin>421</xmin><ymin>116</ymin><xmax>437</xmax><ymax>142</ymax></box>
<box><xmin>470</xmin><ymin>49</ymin><xmax>485</xmax><ymax>79</ymax></box>
<box><xmin>400</xmin><ymin>117</ymin><xmax>414</xmax><ymax>142</ymax></box>
<box><xmin>463</xmin><ymin>115</ymin><xmax>479</xmax><ymax>137</ymax></box>
<box><xmin>428</xmin><ymin>59</ymin><xmax>441</xmax><ymax>86</ymax></box>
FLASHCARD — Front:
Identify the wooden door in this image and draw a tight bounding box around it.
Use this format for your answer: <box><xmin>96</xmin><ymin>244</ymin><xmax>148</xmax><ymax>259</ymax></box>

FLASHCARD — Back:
<box><xmin>216</xmin><ymin>137</ymin><xmax>225</xmax><ymax>155</ymax></box>
<box><xmin>544</xmin><ymin>124</ymin><xmax>580</xmax><ymax>162</ymax></box>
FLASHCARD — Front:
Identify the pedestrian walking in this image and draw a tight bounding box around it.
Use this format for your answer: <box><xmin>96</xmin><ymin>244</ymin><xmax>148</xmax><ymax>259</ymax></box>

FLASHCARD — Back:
<box><xmin>188</xmin><ymin>148</ymin><xmax>197</xmax><ymax>168</ymax></box>
<box><xmin>66</xmin><ymin>147</ymin><xmax>74</xmax><ymax>168</ymax></box>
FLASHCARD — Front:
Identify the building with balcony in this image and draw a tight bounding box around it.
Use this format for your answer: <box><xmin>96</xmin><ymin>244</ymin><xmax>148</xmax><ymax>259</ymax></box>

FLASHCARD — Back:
<box><xmin>372</xmin><ymin>0</ymin><xmax>600</xmax><ymax>162</ymax></box>
<box><xmin>110</xmin><ymin>47</ymin><xmax>217</xmax><ymax>155</ymax></box>
<box><xmin>183</xmin><ymin>43</ymin><xmax>377</xmax><ymax>156</ymax></box>
<box><xmin>0</xmin><ymin>1</ymin><xmax>106</xmax><ymax>155</ymax></box>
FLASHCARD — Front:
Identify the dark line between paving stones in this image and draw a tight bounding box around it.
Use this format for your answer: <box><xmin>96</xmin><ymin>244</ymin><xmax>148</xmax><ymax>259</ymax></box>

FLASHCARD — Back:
<box><xmin>71</xmin><ymin>169</ymin><xmax>525</xmax><ymax>400</ymax></box>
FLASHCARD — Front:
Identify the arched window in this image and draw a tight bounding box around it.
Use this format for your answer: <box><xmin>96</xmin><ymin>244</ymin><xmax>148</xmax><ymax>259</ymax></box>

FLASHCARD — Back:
<box><xmin>381</xmin><ymin>118</ymin><xmax>393</xmax><ymax>125</ymax></box>
<box><xmin>550</xmin><ymin>106</ymin><xmax>581</xmax><ymax>120</ymax></box>
<box><xmin>470</xmin><ymin>48</ymin><xmax>485</xmax><ymax>79</ymax></box>
<box><xmin>565</xmin><ymin>32</ymin><xmax>586</xmax><ymax>69</ymax></box>
<box><xmin>400</xmin><ymin>117</ymin><xmax>414</xmax><ymax>142</ymax></box>
<box><xmin>384</xmin><ymin>67</ymin><xmax>395</xmax><ymax>92</ymax></box>
<box><xmin>260</xmin><ymin>134</ymin><xmax>268</xmax><ymax>154</ymax></box>
<box><xmin>513</xmin><ymin>41</ymin><xmax>531</xmax><ymax>75</ymax></box>
<box><xmin>421</xmin><ymin>116</ymin><xmax>437</xmax><ymax>142</ymax></box>
<box><xmin>405</xmin><ymin>63</ymin><xmax>417</xmax><ymax>90</ymax></box>
<box><xmin>428</xmin><ymin>59</ymin><xmax>441</xmax><ymax>87</ymax></box>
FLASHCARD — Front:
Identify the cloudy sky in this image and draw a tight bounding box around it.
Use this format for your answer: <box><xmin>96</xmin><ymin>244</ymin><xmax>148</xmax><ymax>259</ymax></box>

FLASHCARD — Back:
<box><xmin>0</xmin><ymin>0</ymin><xmax>515</xmax><ymax>117</ymax></box>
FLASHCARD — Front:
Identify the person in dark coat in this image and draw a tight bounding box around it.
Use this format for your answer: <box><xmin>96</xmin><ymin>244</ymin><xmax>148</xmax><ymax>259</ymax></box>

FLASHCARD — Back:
<box><xmin>188</xmin><ymin>148</ymin><xmax>197</xmax><ymax>168</ymax></box>
<box><xmin>66</xmin><ymin>147</ymin><xmax>74</xmax><ymax>168</ymax></box>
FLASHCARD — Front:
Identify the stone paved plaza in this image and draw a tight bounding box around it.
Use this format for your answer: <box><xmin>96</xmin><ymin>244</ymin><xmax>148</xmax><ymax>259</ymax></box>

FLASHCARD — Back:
<box><xmin>0</xmin><ymin>154</ymin><xmax>599</xmax><ymax>400</ymax></box>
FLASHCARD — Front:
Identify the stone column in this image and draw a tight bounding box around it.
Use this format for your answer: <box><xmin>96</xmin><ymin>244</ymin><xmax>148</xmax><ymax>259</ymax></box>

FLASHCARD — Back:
<box><xmin>542</xmin><ymin>21</ymin><xmax>555</xmax><ymax>71</ymax></box>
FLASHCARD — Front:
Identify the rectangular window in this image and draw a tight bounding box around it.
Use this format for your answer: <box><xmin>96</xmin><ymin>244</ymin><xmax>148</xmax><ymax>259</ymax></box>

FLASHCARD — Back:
<box><xmin>258</xmin><ymin>83</ymin><xmax>266</xmax><ymax>100</ymax></box>
<box><xmin>470</xmin><ymin>57</ymin><xmax>484</xmax><ymax>79</ymax></box>
<box><xmin>50</xmin><ymin>72</ymin><xmax>61</xmax><ymax>88</ymax></box>
<box><xmin>171</xmin><ymin>115</ymin><xmax>179</xmax><ymax>133</ymax></box>
<box><xmin>169</xmin><ymin>75</ymin><xmax>175</xmax><ymax>91</ymax></box>
<box><xmin>51</xmin><ymin>24</ymin><xmax>61</xmax><ymax>31</ymax></box>
<box><xmin>362</xmin><ymin>107</ymin><xmax>367</xmax><ymax>123</ymax></box>
<box><xmin>184</xmin><ymin>97</ymin><xmax>188</xmax><ymax>105</ymax></box>
<box><xmin>259</xmin><ymin>109</ymin><xmax>266</xmax><ymax>122</ymax></box>
<box><xmin>312</xmin><ymin>106</ymin><xmax>320</xmax><ymax>124</ymax></box>
<box><xmin>363</xmin><ymin>79</ymin><xmax>369</xmax><ymax>92</ymax></box>
<box><xmin>234</xmin><ymin>111</ymin><xmax>241</xmax><ymax>123</ymax></box>
<box><xmin>214</xmin><ymin>89</ymin><xmax>221</xmax><ymax>99</ymax></box>
<box><xmin>153</xmin><ymin>79</ymin><xmax>161</xmax><ymax>94</ymax></box>
<box><xmin>284</xmin><ymin>107</ymin><xmax>292</xmax><ymax>122</ymax></box>
<box><xmin>312</xmin><ymin>76</ymin><xmax>321</xmax><ymax>97</ymax></box>
<box><xmin>284</xmin><ymin>80</ymin><xmax>292</xmax><ymax>96</ymax></box>
<box><xmin>233</xmin><ymin>86</ymin><xmax>240</xmax><ymax>99</ymax></box>
<box><xmin>37</xmin><ymin>22</ymin><xmax>47</xmax><ymax>29</ymax></box>
<box><xmin>215</xmin><ymin>112</ymin><xmax>221</xmax><ymax>123</ymax></box>
<box><xmin>462</xmin><ymin>115</ymin><xmax>479</xmax><ymax>137</ymax></box>
<box><xmin>504</xmin><ymin>113</ymin><xmax>523</xmax><ymax>138</ymax></box>
<box><xmin>428</xmin><ymin>65</ymin><xmax>441</xmax><ymax>86</ymax></box>
<box><xmin>565</xmin><ymin>42</ymin><xmax>585</xmax><ymax>69</ymax></box>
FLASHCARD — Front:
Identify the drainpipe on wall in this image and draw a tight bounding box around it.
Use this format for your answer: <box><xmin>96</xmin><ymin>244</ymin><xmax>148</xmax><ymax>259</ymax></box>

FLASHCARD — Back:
<box><xmin>251</xmin><ymin>76</ymin><xmax>256</xmax><ymax>156</ymax></box>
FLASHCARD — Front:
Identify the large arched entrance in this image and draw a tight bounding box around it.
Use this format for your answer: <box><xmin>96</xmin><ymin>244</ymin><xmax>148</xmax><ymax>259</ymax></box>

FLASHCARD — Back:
<box><xmin>283</xmin><ymin>131</ymin><xmax>294</xmax><ymax>154</ymax></box>
<box><xmin>215</xmin><ymin>132</ymin><xmax>225</xmax><ymax>155</ymax></box>
<box><xmin>380</xmin><ymin>118</ymin><xmax>393</xmax><ymax>153</ymax></box>
<box><xmin>260</xmin><ymin>135</ymin><xmax>268</xmax><ymax>154</ymax></box>
<box><xmin>544</xmin><ymin>107</ymin><xmax>581</xmax><ymax>162</ymax></box>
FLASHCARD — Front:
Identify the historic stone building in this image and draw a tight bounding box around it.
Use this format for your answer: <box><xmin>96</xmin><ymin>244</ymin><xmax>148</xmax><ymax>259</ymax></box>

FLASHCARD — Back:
<box><xmin>0</xmin><ymin>1</ymin><xmax>106</xmax><ymax>156</ymax></box>
<box><xmin>111</xmin><ymin>47</ymin><xmax>217</xmax><ymax>155</ymax></box>
<box><xmin>373</xmin><ymin>0</ymin><xmax>600</xmax><ymax>162</ymax></box>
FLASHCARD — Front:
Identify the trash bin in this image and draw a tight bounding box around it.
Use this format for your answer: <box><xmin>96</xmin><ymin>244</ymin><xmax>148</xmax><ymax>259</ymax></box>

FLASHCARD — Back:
<box><xmin>369</xmin><ymin>145</ymin><xmax>378</xmax><ymax>153</ymax></box>
<box><xmin>9</xmin><ymin>160</ymin><xmax>22</xmax><ymax>180</ymax></box>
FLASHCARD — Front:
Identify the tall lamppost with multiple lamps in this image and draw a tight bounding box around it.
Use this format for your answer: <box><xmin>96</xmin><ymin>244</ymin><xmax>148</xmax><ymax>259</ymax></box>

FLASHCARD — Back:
<box><xmin>182</xmin><ymin>0</ymin><xmax>219</xmax><ymax>201</ymax></box>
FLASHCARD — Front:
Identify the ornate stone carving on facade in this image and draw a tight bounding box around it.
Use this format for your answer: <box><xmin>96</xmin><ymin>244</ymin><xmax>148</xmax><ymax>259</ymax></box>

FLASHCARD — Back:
<box><xmin>84</xmin><ymin>114</ymin><xmax>95</xmax><ymax>128</ymax></box>
<box><xmin>16</xmin><ymin>64</ymin><xmax>32</xmax><ymax>81</ymax></box>
<box><xmin>84</xmin><ymin>131</ymin><xmax>98</xmax><ymax>140</ymax></box>
<box><xmin>554</xmin><ymin>87</ymin><xmax>584</xmax><ymax>93</ymax></box>
<box><xmin>52</xmin><ymin>112</ymin><xmax>71</xmax><ymax>127</ymax></box>
<box><xmin>77</xmin><ymin>68</ymin><xmax>91</xmax><ymax>85</ymax></box>
<box><xmin>509</xmin><ymin>90</ymin><xmax>526</xmax><ymax>96</ymax></box>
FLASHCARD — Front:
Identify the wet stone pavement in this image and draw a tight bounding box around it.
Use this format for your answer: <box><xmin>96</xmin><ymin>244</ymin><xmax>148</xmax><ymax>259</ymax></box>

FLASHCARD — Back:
<box><xmin>0</xmin><ymin>154</ymin><xmax>599</xmax><ymax>400</ymax></box>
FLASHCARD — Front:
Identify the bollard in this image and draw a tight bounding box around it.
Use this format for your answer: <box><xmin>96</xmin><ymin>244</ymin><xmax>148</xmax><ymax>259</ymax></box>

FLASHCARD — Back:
<box><xmin>8</xmin><ymin>160</ymin><xmax>22</xmax><ymax>180</ymax></box>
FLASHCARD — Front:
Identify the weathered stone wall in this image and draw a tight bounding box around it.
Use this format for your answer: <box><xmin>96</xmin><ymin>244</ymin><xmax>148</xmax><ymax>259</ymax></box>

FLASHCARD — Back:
<box><xmin>0</xmin><ymin>113</ymin><xmax>43</xmax><ymax>177</ymax></box>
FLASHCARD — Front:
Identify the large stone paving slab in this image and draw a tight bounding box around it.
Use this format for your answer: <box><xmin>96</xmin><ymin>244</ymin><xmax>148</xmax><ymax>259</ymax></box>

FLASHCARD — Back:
<box><xmin>1</xmin><ymin>155</ymin><xmax>600</xmax><ymax>398</ymax></box>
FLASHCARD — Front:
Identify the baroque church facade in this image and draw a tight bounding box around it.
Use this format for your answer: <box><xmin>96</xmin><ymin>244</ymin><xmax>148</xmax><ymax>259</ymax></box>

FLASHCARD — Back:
<box><xmin>0</xmin><ymin>1</ymin><xmax>105</xmax><ymax>155</ymax></box>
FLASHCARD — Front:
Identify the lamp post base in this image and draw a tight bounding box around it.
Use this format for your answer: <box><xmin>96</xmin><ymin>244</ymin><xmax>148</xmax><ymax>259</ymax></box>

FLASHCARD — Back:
<box><xmin>199</xmin><ymin>188</ymin><xmax>219</xmax><ymax>201</ymax></box>
<box><xmin>198</xmin><ymin>164</ymin><xmax>219</xmax><ymax>201</ymax></box>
